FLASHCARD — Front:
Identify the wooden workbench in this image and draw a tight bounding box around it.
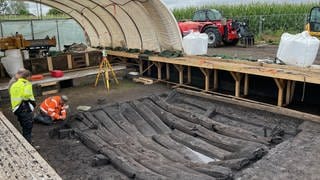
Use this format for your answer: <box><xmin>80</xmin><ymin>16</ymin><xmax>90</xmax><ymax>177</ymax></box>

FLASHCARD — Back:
<box><xmin>108</xmin><ymin>50</ymin><xmax>320</xmax><ymax>106</ymax></box>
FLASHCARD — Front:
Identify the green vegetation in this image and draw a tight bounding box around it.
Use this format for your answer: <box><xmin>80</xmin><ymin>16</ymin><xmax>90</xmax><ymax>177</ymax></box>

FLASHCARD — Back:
<box><xmin>46</xmin><ymin>8</ymin><xmax>64</xmax><ymax>16</ymax></box>
<box><xmin>173</xmin><ymin>3</ymin><xmax>318</xmax><ymax>43</ymax></box>
<box><xmin>0</xmin><ymin>14</ymin><xmax>69</xmax><ymax>20</ymax></box>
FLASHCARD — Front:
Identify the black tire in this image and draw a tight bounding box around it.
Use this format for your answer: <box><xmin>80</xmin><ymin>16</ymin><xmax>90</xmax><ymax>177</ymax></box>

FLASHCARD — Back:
<box><xmin>204</xmin><ymin>27</ymin><xmax>222</xmax><ymax>48</ymax></box>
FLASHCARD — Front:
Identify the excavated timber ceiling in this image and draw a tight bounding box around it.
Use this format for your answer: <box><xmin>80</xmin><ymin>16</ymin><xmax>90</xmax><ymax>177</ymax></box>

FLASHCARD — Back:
<box><xmin>28</xmin><ymin>0</ymin><xmax>183</xmax><ymax>52</ymax></box>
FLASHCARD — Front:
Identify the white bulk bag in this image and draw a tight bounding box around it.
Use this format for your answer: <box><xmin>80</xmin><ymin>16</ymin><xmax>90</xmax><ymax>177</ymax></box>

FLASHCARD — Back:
<box><xmin>276</xmin><ymin>31</ymin><xmax>320</xmax><ymax>67</ymax></box>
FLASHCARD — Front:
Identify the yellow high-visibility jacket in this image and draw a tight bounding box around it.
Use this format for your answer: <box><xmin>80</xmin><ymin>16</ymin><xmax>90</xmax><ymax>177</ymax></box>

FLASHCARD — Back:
<box><xmin>10</xmin><ymin>78</ymin><xmax>35</xmax><ymax>112</ymax></box>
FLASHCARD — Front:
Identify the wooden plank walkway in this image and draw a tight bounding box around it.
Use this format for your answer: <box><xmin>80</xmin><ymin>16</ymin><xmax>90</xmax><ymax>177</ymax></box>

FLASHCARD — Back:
<box><xmin>0</xmin><ymin>112</ymin><xmax>61</xmax><ymax>179</ymax></box>
<box><xmin>108</xmin><ymin>50</ymin><xmax>320</xmax><ymax>107</ymax></box>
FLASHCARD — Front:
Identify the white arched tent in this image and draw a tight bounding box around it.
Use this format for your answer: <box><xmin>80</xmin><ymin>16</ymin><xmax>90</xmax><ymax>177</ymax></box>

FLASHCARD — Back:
<box><xmin>28</xmin><ymin>0</ymin><xmax>183</xmax><ymax>52</ymax></box>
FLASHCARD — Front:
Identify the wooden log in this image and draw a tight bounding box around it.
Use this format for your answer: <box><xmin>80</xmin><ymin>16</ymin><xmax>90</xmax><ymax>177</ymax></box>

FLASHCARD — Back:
<box><xmin>170</xmin><ymin>130</ymin><xmax>232</xmax><ymax>160</ymax></box>
<box><xmin>163</xmin><ymin>94</ymin><xmax>283</xmax><ymax>139</ymax></box>
<box><xmin>95</xmin><ymin>123</ymin><xmax>214</xmax><ymax>180</ymax></box>
<box><xmin>103</xmin><ymin>105</ymin><xmax>190</xmax><ymax>163</ymax></box>
<box><xmin>104</xmin><ymin>105</ymin><xmax>232</xmax><ymax>179</ymax></box>
<box><xmin>120</xmin><ymin>102</ymin><xmax>157</xmax><ymax>136</ymax></box>
<box><xmin>121</xmin><ymin>142</ymin><xmax>213</xmax><ymax>180</ymax></box>
<box><xmin>82</xmin><ymin>112</ymin><xmax>101</xmax><ymax>128</ymax></box>
<box><xmin>91</xmin><ymin>110</ymin><xmax>129</xmax><ymax>138</ymax></box>
<box><xmin>117</xmin><ymin>139</ymin><xmax>225</xmax><ymax>180</ymax></box>
<box><xmin>142</xmin><ymin>98</ymin><xmax>198</xmax><ymax>132</ymax></box>
<box><xmin>74</xmin><ymin>129</ymin><xmax>165</xmax><ymax>179</ymax></box>
<box><xmin>209</xmin><ymin>158</ymin><xmax>250</xmax><ymax>170</ymax></box>
<box><xmin>148</xmin><ymin>95</ymin><xmax>270</xmax><ymax>145</ymax></box>
<box><xmin>225</xmin><ymin>144</ymin><xmax>268</xmax><ymax>161</ymax></box>
<box><xmin>73</xmin><ymin>113</ymin><xmax>97</xmax><ymax>130</ymax></box>
<box><xmin>143</xmin><ymin>98</ymin><xmax>257</xmax><ymax>152</ymax></box>
<box><xmin>100</xmin><ymin>146</ymin><xmax>167</xmax><ymax>180</ymax></box>
<box><xmin>204</xmin><ymin>106</ymin><xmax>218</xmax><ymax>117</ymax></box>
<box><xmin>185</xmin><ymin>163</ymin><xmax>233</xmax><ymax>180</ymax></box>
<box><xmin>152</xmin><ymin>134</ymin><xmax>203</xmax><ymax>163</ymax></box>
<box><xmin>73</xmin><ymin>128</ymin><xmax>104</xmax><ymax>152</ymax></box>
<box><xmin>130</xmin><ymin>100</ymin><xmax>172</xmax><ymax>134</ymax></box>
<box><xmin>174</xmin><ymin>93</ymin><xmax>299</xmax><ymax>136</ymax></box>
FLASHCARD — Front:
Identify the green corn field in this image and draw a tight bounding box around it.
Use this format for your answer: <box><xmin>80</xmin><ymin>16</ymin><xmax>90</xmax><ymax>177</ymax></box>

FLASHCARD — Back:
<box><xmin>173</xmin><ymin>3</ymin><xmax>319</xmax><ymax>42</ymax></box>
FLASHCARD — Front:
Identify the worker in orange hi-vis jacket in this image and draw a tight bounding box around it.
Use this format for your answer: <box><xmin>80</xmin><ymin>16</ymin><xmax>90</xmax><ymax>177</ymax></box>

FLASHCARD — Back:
<box><xmin>39</xmin><ymin>95</ymin><xmax>69</xmax><ymax>121</ymax></box>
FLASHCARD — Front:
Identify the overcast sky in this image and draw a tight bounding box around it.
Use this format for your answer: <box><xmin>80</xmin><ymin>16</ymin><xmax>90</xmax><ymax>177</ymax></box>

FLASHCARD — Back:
<box><xmin>28</xmin><ymin>0</ymin><xmax>319</xmax><ymax>15</ymax></box>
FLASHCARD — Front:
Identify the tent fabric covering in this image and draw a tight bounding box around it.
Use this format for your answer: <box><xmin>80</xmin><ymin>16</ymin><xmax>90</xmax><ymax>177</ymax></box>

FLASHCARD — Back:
<box><xmin>30</xmin><ymin>0</ymin><xmax>183</xmax><ymax>52</ymax></box>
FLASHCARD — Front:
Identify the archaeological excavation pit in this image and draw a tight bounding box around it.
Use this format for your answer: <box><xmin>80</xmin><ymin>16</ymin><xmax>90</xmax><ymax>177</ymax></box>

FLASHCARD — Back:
<box><xmin>54</xmin><ymin>88</ymin><xmax>305</xmax><ymax>180</ymax></box>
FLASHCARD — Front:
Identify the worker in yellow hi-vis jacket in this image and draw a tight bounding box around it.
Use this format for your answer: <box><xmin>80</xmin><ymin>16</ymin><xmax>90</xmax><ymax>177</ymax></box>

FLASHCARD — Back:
<box><xmin>10</xmin><ymin>69</ymin><xmax>35</xmax><ymax>143</ymax></box>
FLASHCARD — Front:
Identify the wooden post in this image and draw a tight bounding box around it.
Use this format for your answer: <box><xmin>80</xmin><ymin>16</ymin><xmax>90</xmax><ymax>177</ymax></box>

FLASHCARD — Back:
<box><xmin>274</xmin><ymin>78</ymin><xmax>286</xmax><ymax>107</ymax></box>
<box><xmin>139</xmin><ymin>59</ymin><xmax>143</xmax><ymax>75</ymax></box>
<box><xmin>230</xmin><ymin>72</ymin><xmax>242</xmax><ymax>97</ymax></box>
<box><xmin>174</xmin><ymin>64</ymin><xmax>184</xmax><ymax>85</ymax></box>
<box><xmin>85</xmin><ymin>52</ymin><xmax>90</xmax><ymax>66</ymax></box>
<box><xmin>155</xmin><ymin>62</ymin><xmax>162</xmax><ymax>80</ymax></box>
<box><xmin>285</xmin><ymin>80</ymin><xmax>292</xmax><ymax>105</ymax></box>
<box><xmin>67</xmin><ymin>54</ymin><xmax>72</xmax><ymax>69</ymax></box>
<box><xmin>187</xmin><ymin>66</ymin><xmax>191</xmax><ymax>84</ymax></box>
<box><xmin>200</xmin><ymin>68</ymin><xmax>210</xmax><ymax>91</ymax></box>
<box><xmin>166</xmin><ymin>63</ymin><xmax>170</xmax><ymax>81</ymax></box>
<box><xmin>47</xmin><ymin>56</ymin><xmax>53</xmax><ymax>71</ymax></box>
<box><xmin>213</xmin><ymin>69</ymin><xmax>218</xmax><ymax>91</ymax></box>
<box><xmin>244</xmin><ymin>74</ymin><xmax>249</xmax><ymax>96</ymax></box>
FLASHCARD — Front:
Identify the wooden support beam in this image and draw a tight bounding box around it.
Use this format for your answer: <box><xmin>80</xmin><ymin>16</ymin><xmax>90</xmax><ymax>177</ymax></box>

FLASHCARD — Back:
<box><xmin>230</xmin><ymin>72</ymin><xmax>242</xmax><ymax>97</ymax></box>
<box><xmin>213</xmin><ymin>69</ymin><xmax>218</xmax><ymax>91</ymax></box>
<box><xmin>274</xmin><ymin>78</ymin><xmax>286</xmax><ymax>107</ymax></box>
<box><xmin>67</xmin><ymin>54</ymin><xmax>72</xmax><ymax>69</ymax></box>
<box><xmin>200</xmin><ymin>68</ymin><xmax>210</xmax><ymax>91</ymax></box>
<box><xmin>47</xmin><ymin>56</ymin><xmax>53</xmax><ymax>71</ymax></box>
<box><xmin>141</xmin><ymin>62</ymin><xmax>155</xmax><ymax>75</ymax></box>
<box><xmin>187</xmin><ymin>66</ymin><xmax>191</xmax><ymax>84</ymax></box>
<box><xmin>244</xmin><ymin>74</ymin><xmax>249</xmax><ymax>96</ymax></box>
<box><xmin>285</xmin><ymin>80</ymin><xmax>292</xmax><ymax>105</ymax></box>
<box><xmin>139</xmin><ymin>60</ymin><xmax>143</xmax><ymax>75</ymax></box>
<box><xmin>154</xmin><ymin>62</ymin><xmax>162</xmax><ymax>80</ymax></box>
<box><xmin>166</xmin><ymin>63</ymin><xmax>170</xmax><ymax>81</ymax></box>
<box><xmin>85</xmin><ymin>52</ymin><xmax>90</xmax><ymax>66</ymax></box>
<box><xmin>173</xmin><ymin>64</ymin><xmax>184</xmax><ymax>85</ymax></box>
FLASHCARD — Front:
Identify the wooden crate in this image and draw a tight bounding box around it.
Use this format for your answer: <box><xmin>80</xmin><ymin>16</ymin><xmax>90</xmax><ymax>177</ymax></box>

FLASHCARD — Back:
<box><xmin>39</xmin><ymin>81</ymin><xmax>59</xmax><ymax>96</ymax></box>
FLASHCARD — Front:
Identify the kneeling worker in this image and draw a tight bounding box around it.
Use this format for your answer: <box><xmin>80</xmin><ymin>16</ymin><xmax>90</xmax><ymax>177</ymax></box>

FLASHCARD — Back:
<box><xmin>39</xmin><ymin>95</ymin><xmax>69</xmax><ymax>123</ymax></box>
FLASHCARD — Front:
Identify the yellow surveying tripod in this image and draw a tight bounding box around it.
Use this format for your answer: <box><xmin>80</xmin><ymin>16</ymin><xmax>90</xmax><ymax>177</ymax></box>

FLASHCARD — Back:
<box><xmin>94</xmin><ymin>50</ymin><xmax>119</xmax><ymax>91</ymax></box>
